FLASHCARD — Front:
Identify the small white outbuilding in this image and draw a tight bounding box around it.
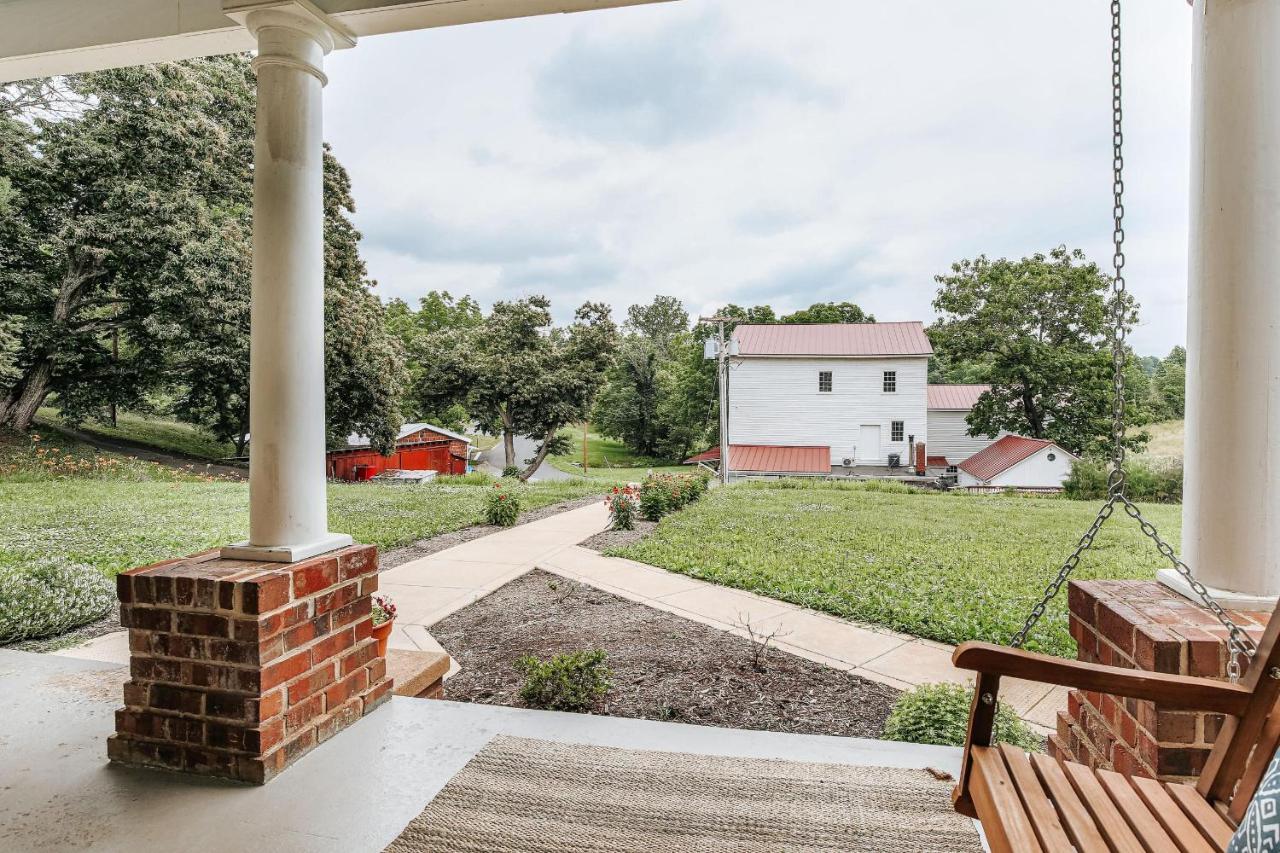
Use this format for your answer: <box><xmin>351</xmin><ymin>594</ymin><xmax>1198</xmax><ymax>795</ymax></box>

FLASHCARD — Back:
<box><xmin>956</xmin><ymin>435</ymin><xmax>1077</xmax><ymax>491</ymax></box>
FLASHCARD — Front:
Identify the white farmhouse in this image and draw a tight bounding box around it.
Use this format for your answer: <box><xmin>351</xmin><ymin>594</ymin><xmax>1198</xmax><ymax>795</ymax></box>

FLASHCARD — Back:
<box><xmin>956</xmin><ymin>435</ymin><xmax>1078</xmax><ymax>490</ymax></box>
<box><xmin>728</xmin><ymin>323</ymin><xmax>932</xmax><ymax>469</ymax></box>
<box><xmin>717</xmin><ymin>322</ymin><xmax>1038</xmax><ymax>481</ymax></box>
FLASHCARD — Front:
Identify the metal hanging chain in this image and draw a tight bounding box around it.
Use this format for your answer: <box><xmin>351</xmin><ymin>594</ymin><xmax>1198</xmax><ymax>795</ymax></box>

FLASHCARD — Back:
<box><xmin>1010</xmin><ymin>0</ymin><xmax>1256</xmax><ymax>679</ymax></box>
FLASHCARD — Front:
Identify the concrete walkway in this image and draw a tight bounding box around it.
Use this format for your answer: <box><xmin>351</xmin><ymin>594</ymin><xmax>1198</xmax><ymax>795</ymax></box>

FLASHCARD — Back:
<box><xmin>56</xmin><ymin>500</ymin><xmax>1065</xmax><ymax>731</ymax></box>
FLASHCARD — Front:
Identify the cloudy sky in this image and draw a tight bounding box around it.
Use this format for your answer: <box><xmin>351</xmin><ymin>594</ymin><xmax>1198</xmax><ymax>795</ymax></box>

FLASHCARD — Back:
<box><xmin>323</xmin><ymin>0</ymin><xmax>1192</xmax><ymax>356</ymax></box>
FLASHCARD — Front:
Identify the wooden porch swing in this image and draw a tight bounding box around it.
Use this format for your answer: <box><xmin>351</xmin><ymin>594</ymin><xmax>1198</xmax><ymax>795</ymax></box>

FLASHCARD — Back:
<box><xmin>951</xmin><ymin>2</ymin><xmax>1274</xmax><ymax>850</ymax></box>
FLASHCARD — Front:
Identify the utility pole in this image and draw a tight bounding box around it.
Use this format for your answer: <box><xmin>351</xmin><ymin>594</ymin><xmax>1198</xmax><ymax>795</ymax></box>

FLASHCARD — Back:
<box><xmin>699</xmin><ymin>316</ymin><xmax>734</xmax><ymax>486</ymax></box>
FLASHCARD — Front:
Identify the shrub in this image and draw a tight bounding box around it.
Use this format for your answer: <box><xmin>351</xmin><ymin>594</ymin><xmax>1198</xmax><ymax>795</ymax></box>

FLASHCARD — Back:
<box><xmin>638</xmin><ymin>472</ymin><xmax>709</xmax><ymax>521</ymax></box>
<box><xmin>485</xmin><ymin>482</ymin><xmax>520</xmax><ymax>526</ymax></box>
<box><xmin>501</xmin><ymin>465</ymin><xmax>520</xmax><ymax>478</ymax></box>
<box><xmin>605</xmin><ymin>485</ymin><xmax>639</xmax><ymax>530</ymax></box>
<box><xmin>882</xmin><ymin>683</ymin><xmax>1042</xmax><ymax>751</ymax></box>
<box><xmin>1064</xmin><ymin>457</ymin><xmax>1183</xmax><ymax>503</ymax></box>
<box><xmin>516</xmin><ymin>649</ymin><xmax>612</xmax><ymax>712</ymax></box>
<box><xmin>0</xmin><ymin>560</ymin><xmax>116</xmax><ymax>644</ymax></box>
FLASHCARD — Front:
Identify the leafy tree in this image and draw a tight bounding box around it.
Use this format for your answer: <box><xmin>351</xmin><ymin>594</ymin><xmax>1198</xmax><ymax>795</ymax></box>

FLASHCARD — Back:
<box><xmin>415</xmin><ymin>296</ymin><xmax>617</xmax><ymax>480</ymax></box>
<box><xmin>384</xmin><ymin>290</ymin><xmax>481</xmax><ymax>428</ymax></box>
<box><xmin>624</xmin><ymin>295</ymin><xmax>688</xmax><ymax>354</ymax></box>
<box><xmin>781</xmin><ymin>301</ymin><xmax>875</xmax><ymax>324</ymax></box>
<box><xmin>929</xmin><ymin>247</ymin><xmax>1142</xmax><ymax>456</ymax></box>
<box><xmin>1150</xmin><ymin>346</ymin><xmax>1186</xmax><ymax>420</ymax></box>
<box><xmin>0</xmin><ymin>58</ymin><xmax>407</xmax><ymax>454</ymax></box>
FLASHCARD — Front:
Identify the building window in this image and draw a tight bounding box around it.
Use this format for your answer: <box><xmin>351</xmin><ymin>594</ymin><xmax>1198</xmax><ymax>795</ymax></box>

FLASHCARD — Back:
<box><xmin>883</xmin><ymin>370</ymin><xmax>897</xmax><ymax>392</ymax></box>
<box><xmin>1047</xmin><ymin>452</ymin><xmax>1057</xmax><ymax>462</ymax></box>
<box><xmin>818</xmin><ymin>371</ymin><xmax>832</xmax><ymax>393</ymax></box>
<box><xmin>891</xmin><ymin>421</ymin><xmax>904</xmax><ymax>442</ymax></box>
<box><xmin>946</xmin><ymin>465</ymin><xmax>958</xmax><ymax>474</ymax></box>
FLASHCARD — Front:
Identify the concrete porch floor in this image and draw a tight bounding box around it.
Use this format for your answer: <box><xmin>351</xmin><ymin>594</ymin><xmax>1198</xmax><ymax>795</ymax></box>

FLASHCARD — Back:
<box><xmin>0</xmin><ymin>649</ymin><xmax>968</xmax><ymax>853</ymax></box>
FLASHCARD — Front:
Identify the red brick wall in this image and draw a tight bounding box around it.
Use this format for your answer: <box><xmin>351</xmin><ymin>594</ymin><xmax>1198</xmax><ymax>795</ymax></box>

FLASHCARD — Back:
<box><xmin>107</xmin><ymin>544</ymin><xmax>392</xmax><ymax>784</ymax></box>
<box><xmin>1053</xmin><ymin>580</ymin><xmax>1266</xmax><ymax>782</ymax></box>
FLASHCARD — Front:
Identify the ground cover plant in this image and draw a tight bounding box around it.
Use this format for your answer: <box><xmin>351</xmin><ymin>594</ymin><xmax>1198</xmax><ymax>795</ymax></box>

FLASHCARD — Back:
<box><xmin>614</xmin><ymin>479</ymin><xmax>1181</xmax><ymax>658</ymax></box>
<box><xmin>517</xmin><ymin>649</ymin><xmax>612</xmax><ymax>712</ymax></box>
<box><xmin>883</xmin><ymin>683</ymin><xmax>1040</xmax><ymax>750</ymax></box>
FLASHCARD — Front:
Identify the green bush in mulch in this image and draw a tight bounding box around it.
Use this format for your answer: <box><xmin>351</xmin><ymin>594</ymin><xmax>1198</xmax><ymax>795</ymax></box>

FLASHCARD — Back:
<box><xmin>882</xmin><ymin>683</ymin><xmax>1041</xmax><ymax>751</ymax></box>
<box><xmin>0</xmin><ymin>559</ymin><xmax>116</xmax><ymax>644</ymax></box>
<box><xmin>516</xmin><ymin>649</ymin><xmax>612</xmax><ymax>712</ymax></box>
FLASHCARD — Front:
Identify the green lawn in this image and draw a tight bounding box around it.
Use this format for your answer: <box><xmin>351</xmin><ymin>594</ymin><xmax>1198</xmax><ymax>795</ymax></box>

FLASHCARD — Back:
<box><xmin>0</xmin><ymin>477</ymin><xmax>607</xmax><ymax>580</ymax></box>
<box><xmin>36</xmin><ymin>407</ymin><xmax>237</xmax><ymax>460</ymax></box>
<box><xmin>0</xmin><ymin>430</ymin><xmax>608</xmax><ymax>579</ymax></box>
<box><xmin>614</xmin><ymin>480</ymin><xmax>1182</xmax><ymax>658</ymax></box>
<box><xmin>549</xmin><ymin>427</ymin><xmax>687</xmax><ymax>481</ymax></box>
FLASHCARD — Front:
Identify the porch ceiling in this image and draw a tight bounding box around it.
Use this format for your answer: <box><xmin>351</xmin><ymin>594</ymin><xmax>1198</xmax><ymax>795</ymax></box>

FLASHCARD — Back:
<box><xmin>0</xmin><ymin>0</ymin><xmax>675</xmax><ymax>84</ymax></box>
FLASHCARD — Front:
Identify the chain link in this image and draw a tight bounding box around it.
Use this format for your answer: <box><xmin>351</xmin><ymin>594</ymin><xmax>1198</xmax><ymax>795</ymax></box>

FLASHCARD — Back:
<box><xmin>1010</xmin><ymin>0</ymin><xmax>1256</xmax><ymax>680</ymax></box>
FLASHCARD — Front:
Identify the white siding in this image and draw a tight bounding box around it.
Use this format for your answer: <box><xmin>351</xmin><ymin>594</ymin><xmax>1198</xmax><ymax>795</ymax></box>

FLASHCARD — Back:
<box><xmin>989</xmin><ymin>447</ymin><xmax>1075</xmax><ymax>488</ymax></box>
<box><xmin>927</xmin><ymin>410</ymin><xmax>1002</xmax><ymax>465</ymax></box>
<box><xmin>958</xmin><ymin>446</ymin><xmax>1075</xmax><ymax>488</ymax></box>
<box><xmin>728</xmin><ymin>356</ymin><xmax>929</xmax><ymax>466</ymax></box>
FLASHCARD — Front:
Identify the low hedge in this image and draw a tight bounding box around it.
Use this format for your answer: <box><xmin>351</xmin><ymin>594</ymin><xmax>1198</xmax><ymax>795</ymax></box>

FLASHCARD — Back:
<box><xmin>1064</xmin><ymin>457</ymin><xmax>1183</xmax><ymax>503</ymax></box>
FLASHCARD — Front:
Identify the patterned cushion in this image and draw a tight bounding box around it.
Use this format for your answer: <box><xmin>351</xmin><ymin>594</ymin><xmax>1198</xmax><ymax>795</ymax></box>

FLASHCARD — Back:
<box><xmin>1231</xmin><ymin>753</ymin><xmax>1280</xmax><ymax>852</ymax></box>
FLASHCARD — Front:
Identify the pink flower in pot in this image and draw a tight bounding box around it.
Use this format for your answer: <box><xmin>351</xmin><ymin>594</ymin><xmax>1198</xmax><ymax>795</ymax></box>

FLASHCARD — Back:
<box><xmin>371</xmin><ymin>594</ymin><xmax>397</xmax><ymax>656</ymax></box>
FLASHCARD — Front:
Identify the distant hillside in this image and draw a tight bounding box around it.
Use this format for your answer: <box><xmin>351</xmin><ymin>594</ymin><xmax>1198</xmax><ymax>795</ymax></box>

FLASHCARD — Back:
<box><xmin>1137</xmin><ymin>420</ymin><xmax>1183</xmax><ymax>460</ymax></box>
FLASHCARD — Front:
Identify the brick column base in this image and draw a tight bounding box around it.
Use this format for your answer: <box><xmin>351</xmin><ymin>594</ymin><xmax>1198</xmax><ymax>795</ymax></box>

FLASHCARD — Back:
<box><xmin>1052</xmin><ymin>580</ymin><xmax>1267</xmax><ymax>782</ymax></box>
<box><xmin>107</xmin><ymin>544</ymin><xmax>392</xmax><ymax>784</ymax></box>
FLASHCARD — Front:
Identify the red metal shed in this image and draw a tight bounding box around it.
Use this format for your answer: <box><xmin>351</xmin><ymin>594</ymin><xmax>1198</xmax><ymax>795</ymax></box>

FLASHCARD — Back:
<box><xmin>326</xmin><ymin>423</ymin><xmax>471</xmax><ymax>482</ymax></box>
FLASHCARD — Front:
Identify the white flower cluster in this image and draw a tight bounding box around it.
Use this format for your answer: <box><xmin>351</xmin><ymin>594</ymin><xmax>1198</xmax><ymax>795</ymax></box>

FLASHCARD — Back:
<box><xmin>0</xmin><ymin>560</ymin><xmax>116</xmax><ymax>644</ymax></box>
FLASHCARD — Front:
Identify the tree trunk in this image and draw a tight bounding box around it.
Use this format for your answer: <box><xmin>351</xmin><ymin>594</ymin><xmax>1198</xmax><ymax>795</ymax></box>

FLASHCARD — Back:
<box><xmin>502</xmin><ymin>430</ymin><xmax>516</xmax><ymax>470</ymax></box>
<box><xmin>0</xmin><ymin>359</ymin><xmax>53</xmax><ymax>432</ymax></box>
<box><xmin>519</xmin><ymin>428</ymin><xmax>556</xmax><ymax>482</ymax></box>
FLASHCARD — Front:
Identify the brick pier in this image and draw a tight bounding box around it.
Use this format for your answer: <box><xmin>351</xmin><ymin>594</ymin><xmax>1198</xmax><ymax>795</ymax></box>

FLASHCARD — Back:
<box><xmin>1053</xmin><ymin>580</ymin><xmax>1268</xmax><ymax>782</ymax></box>
<box><xmin>107</xmin><ymin>544</ymin><xmax>392</xmax><ymax>784</ymax></box>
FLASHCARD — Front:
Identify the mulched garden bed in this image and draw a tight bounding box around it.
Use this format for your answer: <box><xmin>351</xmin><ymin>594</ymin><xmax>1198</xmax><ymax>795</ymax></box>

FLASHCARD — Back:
<box><xmin>380</xmin><ymin>494</ymin><xmax>604</xmax><ymax>569</ymax></box>
<box><xmin>432</xmin><ymin>569</ymin><xmax>900</xmax><ymax>737</ymax></box>
<box><xmin>578</xmin><ymin>519</ymin><xmax>657</xmax><ymax>552</ymax></box>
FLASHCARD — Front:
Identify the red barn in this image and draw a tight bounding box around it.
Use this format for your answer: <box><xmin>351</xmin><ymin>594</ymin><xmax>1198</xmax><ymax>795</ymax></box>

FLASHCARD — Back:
<box><xmin>326</xmin><ymin>423</ymin><xmax>471</xmax><ymax>481</ymax></box>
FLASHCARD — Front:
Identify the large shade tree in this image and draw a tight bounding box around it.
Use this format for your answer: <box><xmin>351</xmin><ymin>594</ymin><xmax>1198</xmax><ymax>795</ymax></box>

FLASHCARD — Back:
<box><xmin>415</xmin><ymin>296</ymin><xmax>617</xmax><ymax>480</ymax></box>
<box><xmin>0</xmin><ymin>57</ymin><xmax>406</xmax><ymax>453</ymax></box>
<box><xmin>929</xmin><ymin>247</ymin><xmax>1141</xmax><ymax>456</ymax></box>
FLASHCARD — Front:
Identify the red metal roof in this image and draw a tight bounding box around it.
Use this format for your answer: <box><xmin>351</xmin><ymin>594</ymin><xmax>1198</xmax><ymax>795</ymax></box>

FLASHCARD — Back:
<box><xmin>682</xmin><ymin>444</ymin><xmax>831</xmax><ymax>474</ymax></box>
<box><xmin>733</xmin><ymin>322</ymin><xmax>934</xmax><ymax>357</ymax></box>
<box><xmin>927</xmin><ymin>455</ymin><xmax>951</xmax><ymax>468</ymax></box>
<box><xmin>927</xmin><ymin>384</ymin><xmax>990</xmax><ymax>410</ymax></box>
<box><xmin>730</xmin><ymin>445</ymin><xmax>830</xmax><ymax>474</ymax></box>
<box><xmin>683</xmin><ymin>447</ymin><xmax>720</xmax><ymax>465</ymax></box>
<box><xmin>958</xmin><ymin>435</ymin><xmax>1059</xmax><ymax>481</ymax></box>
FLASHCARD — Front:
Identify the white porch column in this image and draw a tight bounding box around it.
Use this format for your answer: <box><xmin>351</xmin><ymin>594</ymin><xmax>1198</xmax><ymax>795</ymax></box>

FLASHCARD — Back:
<box><xmin>221</xmin><ymin>0</ymin><xmax>355</xmax><ymax>562</ymax></box>
<box><xmin>1160</xmin><ymin>0</ymin><xmax>1280</xmax><ymax>606</ymax></box>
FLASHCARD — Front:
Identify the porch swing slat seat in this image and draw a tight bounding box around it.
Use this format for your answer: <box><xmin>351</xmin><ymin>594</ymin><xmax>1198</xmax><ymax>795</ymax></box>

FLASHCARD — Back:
<box><xmin>951</xmin><ymin>600</ymin><xmax>1280</xmax><ymax>853</ymax></box>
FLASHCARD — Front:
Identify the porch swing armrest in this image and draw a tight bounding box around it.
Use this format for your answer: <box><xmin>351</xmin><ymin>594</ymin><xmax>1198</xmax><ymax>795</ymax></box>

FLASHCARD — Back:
<box><xmin>952</xmin><ymin>642</ymin><xmax>1252</xmax><ymax>716</ymax></box>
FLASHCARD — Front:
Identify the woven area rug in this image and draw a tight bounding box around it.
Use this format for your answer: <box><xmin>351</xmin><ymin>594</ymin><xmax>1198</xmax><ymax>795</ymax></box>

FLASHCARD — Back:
<box><xmin>385</xmin><ymin>735</ymin><xmax>982</xmax><ymax>852</ymax></box>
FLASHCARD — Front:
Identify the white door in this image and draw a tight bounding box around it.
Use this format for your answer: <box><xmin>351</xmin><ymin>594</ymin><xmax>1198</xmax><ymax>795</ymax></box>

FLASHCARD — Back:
<box><xmin>858</xmin><ymin>424</ymin><xmax>881</xmax><ymax>463</ymax></box>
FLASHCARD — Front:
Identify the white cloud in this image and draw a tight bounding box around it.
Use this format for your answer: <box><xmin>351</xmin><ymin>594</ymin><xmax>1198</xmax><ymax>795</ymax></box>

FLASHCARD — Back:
<box><xmin>325</xmin><ymin>0</ymin><xmax>1192</xmax><ymax>355</ymax></box>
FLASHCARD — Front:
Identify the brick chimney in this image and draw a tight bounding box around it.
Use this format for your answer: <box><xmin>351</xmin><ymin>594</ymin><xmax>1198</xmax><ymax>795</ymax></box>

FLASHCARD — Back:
<box><xmin>914</xmin><ymin>441</ymin><xmax>927</xmax><ymax>476</ymax></box>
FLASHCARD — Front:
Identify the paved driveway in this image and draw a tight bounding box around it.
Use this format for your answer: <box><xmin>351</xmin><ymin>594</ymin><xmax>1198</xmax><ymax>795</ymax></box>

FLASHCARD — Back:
<box><xmin>479</xmin><ymin>433</ymin><xmax>573</xmax><ymax>481</ymax></box>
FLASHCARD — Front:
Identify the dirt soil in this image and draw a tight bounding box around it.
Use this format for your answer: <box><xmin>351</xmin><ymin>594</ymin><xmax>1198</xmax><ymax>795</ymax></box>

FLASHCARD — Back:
<box><xmin>379</xmin><ymin>494</ymin><xmax>604</xmax><ymax>569</ymax></box>
<box><xmin>432</xmin><ymin>569</ymin><xmax>900</xmax><ymax>737</ymax></box>
<box><xmin>579</xmin><ymin>519</ymin><xmax>657</xmax><ymax>552</ymax></box>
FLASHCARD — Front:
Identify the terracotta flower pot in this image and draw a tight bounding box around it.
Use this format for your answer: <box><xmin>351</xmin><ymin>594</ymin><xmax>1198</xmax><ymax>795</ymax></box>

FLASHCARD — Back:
<box><xmin>371</xmin><ymin>617</ymin><xmax>395</xmax><ymax>657</ymax></box>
